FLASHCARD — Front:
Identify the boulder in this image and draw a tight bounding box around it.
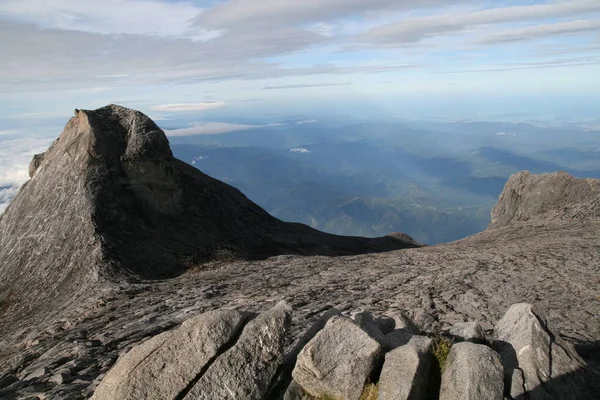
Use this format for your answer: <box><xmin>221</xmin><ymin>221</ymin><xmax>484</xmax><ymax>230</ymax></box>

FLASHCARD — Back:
<box><xmin>91</xmin><ymin>309</ymin><xmax>247</xmax><ymax>400</ymax></box>
<box><xmin>439</xmin><ymin>342</ymin><xmax>503</xmax><ymax>400</ymax></box>
<box><xmin>283</xmin><ymin>380</ymin><xmax>311</xmax><ymax>400</ymax></box>
<box><xmin>23</xmin><ymin>367</ymin><xmax>47</xmax><ymax>382</ymax></box>
<box><xmin>377</xmin><ymin>335</ymin><xmax>433</xmax><ymax>400</ymax></box>
<box><xmin>28</xmin><ymin>152</ymin><xmax>45</xmax><ymax>177</ymax></box>
<box><xmin>183</xmin><ymin>301</ymin><xmax>292</xmax><ymax>399</ymax></box>
<box><xmin>493</xmin><ymin>303</ymin><xmax>587</xmax><ymax>399</ymax></box>
<box><xmin>383</xmin><ymin>312</ymin><xmax>420</xmax><ymax>350</ymax></box>
<box><xmin>353</xmin><ymin>310</ymin><xmax>387</xmax><ymax>344</ymax></box>
<box><xmin>354</xmin><ymin>311</ymin><xmax>419</xmax><ymax>350</ymax></box>
<box><xmin>447</xmin><ymin>321</ymin><xmax>486</xmax><ymax>343</ymax></box>
<box><xmin>279</xmin><ymin>309</ymin><xmax>342</xmax><ymax>398</ymax></box>
<box><xmin>292</xmin><ymin>316</ymin><xmax>381</xmax><ymax>400</ymax></box>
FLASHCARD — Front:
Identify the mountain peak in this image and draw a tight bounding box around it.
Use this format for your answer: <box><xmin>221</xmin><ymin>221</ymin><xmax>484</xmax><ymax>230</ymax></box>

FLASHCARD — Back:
<box><xmin>0</xmin><ymin>105</ymin><xmax>417</xmax><ymax>328</ymax></box>
<box><xmin>29</xmin><ymin>104</ymin><xmax>171</xmax><ymax>179</ymax></box>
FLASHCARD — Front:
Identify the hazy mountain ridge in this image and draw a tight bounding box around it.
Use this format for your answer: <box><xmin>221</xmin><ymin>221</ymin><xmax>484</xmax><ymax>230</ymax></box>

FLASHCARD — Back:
<box><xmin>169</xmin><ymin>120</ymin><xmax>600</xmax><ymax>244</ymax></box>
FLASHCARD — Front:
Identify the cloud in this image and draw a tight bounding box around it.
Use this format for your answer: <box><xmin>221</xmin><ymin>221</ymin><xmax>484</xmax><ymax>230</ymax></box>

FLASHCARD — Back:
<box><xmin>0</xmin><ymin>0</ymin><xmax>206</xmax><ymax>37</ymax></box>
<box><xmin>290</xmin><ymin>147</ymin><xmax>311</xmax><ymax>153</ymax></box>
<box><xmin>0</xmin><ymin>137</ymin><xmax>53</xmax><ymax>213</ymax></box>
<box><xmin>478</xmin><ymin>19</ymin><xmax>600</xmax><ymax>45</ymax></box>
<box><xmin>360</xmin><ymin>0</ymin><xmax>600</xmax><ymax>45</ymax></box>
<box><xmin>150</xmin><ymin>101</ymin><xmax>227</xmax><ymax>112</ymax></box>
<box><xmin>263</xmin><ymin>82</ymin><xmax>351</xmax><ymax>90</ymax></box>
<box><xmin>165</xmin><ymin>120</ymin><xmax>290</xmax><ymax>136</ymax></box>
<box><xmin>0</xmin><ymin>0</ymin><xmax>598</xmax><ymax>95</ymax></box>
<box><xmin>0</xmin><ymin>20</ymin><xmax>328</xmax><ymax>93</ymax></box>
<box><xmin>437</xmin><ymin>55</ymin><xmax>600</xmax><ymax>73</ymax></box>
<box><xmin>295</xmin><ymin>119</ymin><xmax>318</xmax><ymax>124</ymax></box>
<box><xmin>195</xmin><ymin>0</ymin><xmax>459</xmax><ymax>29</ymax></box>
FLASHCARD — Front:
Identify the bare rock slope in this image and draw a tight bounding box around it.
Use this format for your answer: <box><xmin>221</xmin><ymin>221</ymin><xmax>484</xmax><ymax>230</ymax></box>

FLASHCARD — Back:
<box><xmin>0</xmin><ymin>105</ymin><xmax>599</xmax><ymax>399</ymax></box>
<box><xmin>0</xmin><ymin>105</ymin><xmax>417</xmax><ymax>327</ymax></box>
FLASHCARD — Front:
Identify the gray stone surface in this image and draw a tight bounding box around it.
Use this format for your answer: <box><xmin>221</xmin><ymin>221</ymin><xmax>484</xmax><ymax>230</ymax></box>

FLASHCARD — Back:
<box><xmin>0</xmin><ymin>104</ymin><xmax>417</xmax><ymax>341</ymax></box>
<box><xmin>23</xmin><ymin>366</ymin><xmax>47</xmax><ymax>381</ymax></box>
<box><xmin>377</xmin><ymin>335</ymin><xmax>433</xmax><ymax>400</ymax></box>
<box><xmin>1</xmin><ymin>106</ymin><xmax>600</xmax><ymax>400</ymax></box>
<box><xmin>448</xmin><ymin>321</ymin><xmax>486</xmax><ymax>343</ymax></box>
<box><xmin>183</xmin><ymin>301</ymin><xmax>292</xmax><ymax>400</ymax></box>
<box><xmin>292</xmin><ymin>316</ymin><xmax>381</xmax><ymax>400</ymax></box>
<box><xmin>505</xmin><ymin>368</ymin><xmax>525</xmax><ymax>400</ymax></box>
<box><xmin>439</xmin><ymin>342</ymin><xmax>504</xmax><ymax>400</ymax></box>
<box><xmin>489</xmin><ymin>170</ymin><xmax>600</xmax><ymax>228</ymax></box>
<box><xmin>493</xmin><ymin>303</ymin><xmax>588</xmax><ymax>399</ymax></box>
<box><xmin>92</xmin><ymin>309</ymin><xmax>246</xmax><ymax>400</ymax></box>
<box><xmin>283</xmin><ymin>380</ymin><xmax>311</xmax><ymax>400</ymax></box>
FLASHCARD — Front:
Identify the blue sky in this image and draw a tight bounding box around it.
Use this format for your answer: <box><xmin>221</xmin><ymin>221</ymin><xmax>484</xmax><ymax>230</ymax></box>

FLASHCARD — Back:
<box><xmin>1</xmin><ymin>0</ymin><xmax>600</xmax><ymax>211</ymax></box>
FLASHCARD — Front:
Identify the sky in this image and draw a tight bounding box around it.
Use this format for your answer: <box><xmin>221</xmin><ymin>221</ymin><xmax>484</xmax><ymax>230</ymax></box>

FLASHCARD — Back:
<box><xmin>1</xmin><ymin>0</ymin><xmax>600</xmax><ymax>212</ymax></box>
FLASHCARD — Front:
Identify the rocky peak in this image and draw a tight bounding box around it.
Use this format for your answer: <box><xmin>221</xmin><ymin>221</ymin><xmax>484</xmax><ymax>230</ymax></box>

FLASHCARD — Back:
<box><xmin>0</xmin><ymin>105</ymin><xmax>418</xmax><ymax>331</ymax></box>
<box><xmin>489</xmin><ymin>170</ymin><xmax>600</xmax><ymax>229</ymax></box>
<box><xmin>29</xmin><ymin>105</ymin><xmax>172</xmax><ymax>178</ymax></box>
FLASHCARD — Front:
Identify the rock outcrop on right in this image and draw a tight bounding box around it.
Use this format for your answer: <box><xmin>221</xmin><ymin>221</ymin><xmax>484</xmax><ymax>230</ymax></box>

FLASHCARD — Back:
<box><xmin>489</xmin><ymin>170</ymin><xmax>600</xmax><ymax>228</ymax></box>
<box><xmin>493</xmin><ymin>303</ymin><xmax>588</xmax><ymax>400</ymax></box>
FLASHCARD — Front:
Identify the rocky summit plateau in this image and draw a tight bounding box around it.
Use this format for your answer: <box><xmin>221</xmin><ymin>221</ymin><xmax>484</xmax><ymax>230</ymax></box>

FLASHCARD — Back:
<box><xmin>0</xmin><ymin>105</ymin><xmax>599</xmax><ymax>400</ymax></box>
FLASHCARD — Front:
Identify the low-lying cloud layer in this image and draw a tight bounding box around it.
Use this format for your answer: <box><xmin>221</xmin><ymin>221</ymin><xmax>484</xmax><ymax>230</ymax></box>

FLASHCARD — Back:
<box><xmin>150</xmin><ymin>102</ymin><xmax>227</xmax><ymax>112</ymax></box>
<box><xmin>0</xmin><ymin>137</ymin><xmax>53</xmax><ymax>214</ymax></box>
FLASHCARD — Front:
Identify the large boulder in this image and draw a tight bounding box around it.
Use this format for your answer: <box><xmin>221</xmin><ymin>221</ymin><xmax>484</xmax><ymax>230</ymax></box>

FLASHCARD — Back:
<box><xmin>280</xmin><ymin>309</ymin><xmax>342</xmax><ymax>398</ymax></box>
<box><xmin>493</xmin><ymin>303</ymin><xmax>587</xmax><ymax>399</ymax></box>
<box><xmin>292</xmin><ymin>316</ymin><xmax>381</xmax><ymax>400</ymax></box>
<box><xmin>377</xmin><ymin>335</ymin><xmax>433</xmax><ymax>400</ymax></box>
<box><xmin>439</xmin><ymin>342</ymin><xmax>504</xmax><ymax>400</ymax></box>
<box><xmin>183</xmin><ymin>301</ymin><xmax>292</xmax><ymax>399</ymax></box>
<box><xmin>489</xmin><ymin>171</ymin><xmax>600</xmax><ymax>228</ymax></box>
<box><xmin>447</xmin><ymin>321</ymin><xmax>486</xmax><ymax>343</ymax></box>
<box><xmin>91</xmin><ymin>309</ymin><xmax>247</xmax><ymax>400</ymax></box>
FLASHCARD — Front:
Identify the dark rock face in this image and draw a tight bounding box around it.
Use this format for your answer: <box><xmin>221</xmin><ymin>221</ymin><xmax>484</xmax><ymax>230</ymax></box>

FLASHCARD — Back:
<box><xmin>489</xmin><ymin>170</ymin><xmax>600</xmax><ymax>228</ymax></box>
<box><xmin>0</xmin><ymin>105</ymin><xmax>418</xmax><ymax>329</ymax></box>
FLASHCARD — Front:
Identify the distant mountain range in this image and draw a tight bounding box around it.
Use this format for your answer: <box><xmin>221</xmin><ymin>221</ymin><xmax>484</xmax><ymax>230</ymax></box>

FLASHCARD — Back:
<box><xmin>169</xmin><ymin>121</ymin><xmax>600</xmax><ymax>244</ymax></box>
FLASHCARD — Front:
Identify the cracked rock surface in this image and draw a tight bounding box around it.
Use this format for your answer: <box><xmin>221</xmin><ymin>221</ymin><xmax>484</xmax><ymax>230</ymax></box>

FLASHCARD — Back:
<box><xmin>0</xmin><ymin>105</ymin><xmax>599</xmax><ymax>399</ymax></box>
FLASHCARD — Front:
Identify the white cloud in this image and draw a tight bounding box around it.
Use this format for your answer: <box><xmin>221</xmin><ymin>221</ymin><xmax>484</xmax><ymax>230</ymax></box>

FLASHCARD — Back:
<box><xmin>479</xmin><ymin>19</ymin><xmax>600</xmax><ymax>45</ymax></box>
<box><xmin>290</xmin><ymin>147</ymin><xmax>311</xmax><ymax>153</ymax></box>
<box><xmin>166</xmin><ymin>122</ymin><xmax>261</xmax><ymax>136</ymax></box>
<box><xmin>295</xmin><ymin>119</ymin><xmax>318</xmax><ymax>124</ymax></box>
<box><xmin>191</xmin><ymin>155</ymin><xmax>205</xmax><ymax>165</ymax></box>
<box><xmin>196</xmin><ymin>0</ymin><xmax>461</xmax><ymax>29</ymax></box>
<box><xmin>0</xmin><ymin>0</ymin><xmax>598</xmax><ymax>95</ymax></box>
<box><xmin>0</xmin><ymin>137</ymin><xmax>53</xmax><ymax>213</ymax></box>
<box><xmin>361</xmin><ymin>0</ymin><xmax>600</xmax><ymax>44</ymax></box>
<box><xmin>263</xmin><ymin>83</ymin><xmax>351</xmax><ymax>90</ymax></box>
<box><xmin>150</xmin><ymin>101</ymin><xmax>227</xmax><ymax>112</ymax></box>
<box><xmin>166</xmin><ymin>120</ymin><xmax>288</xmax><ymax>136</ymax></box>
<box><xmin>0</xmin><ymin>0</ymin><xmax>207</xmax><ymax>37</ymax></box>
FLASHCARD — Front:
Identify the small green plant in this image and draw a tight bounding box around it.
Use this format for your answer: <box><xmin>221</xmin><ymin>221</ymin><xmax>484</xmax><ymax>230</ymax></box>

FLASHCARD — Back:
<box><xmin>432</xmin><ymin>335</ymin><xmax>453</xmax><ymax>371</ymax></box>
<box><xmin>360</xmin><ymin>383</ymin><xmax>379</xmax><ymax>400</ymax></box>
